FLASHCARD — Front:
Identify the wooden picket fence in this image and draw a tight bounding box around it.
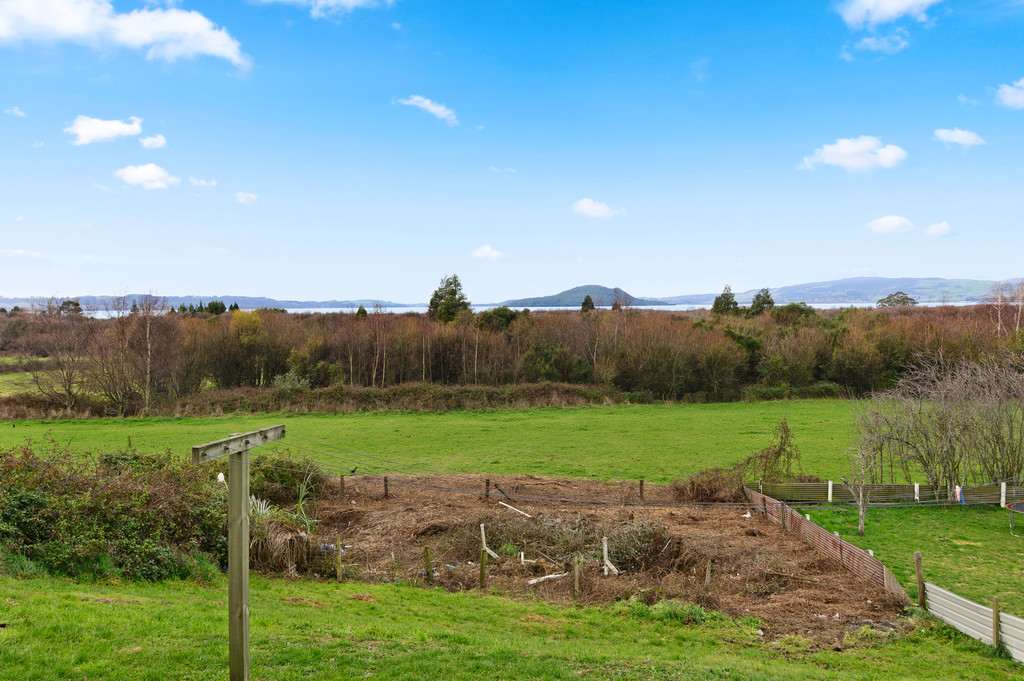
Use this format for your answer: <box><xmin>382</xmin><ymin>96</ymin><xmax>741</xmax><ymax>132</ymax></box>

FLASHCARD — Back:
<box><xmin>743</xmin><ymin>487</ymin><xmax>909</xmax><ymax>602</ymax></box>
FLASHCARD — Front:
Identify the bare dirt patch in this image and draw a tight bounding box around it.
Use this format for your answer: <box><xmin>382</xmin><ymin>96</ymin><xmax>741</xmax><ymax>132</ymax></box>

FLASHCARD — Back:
<box><xmin>298</xmin><ymin>474</ymin><xmax>905</xmax><ymax>646</ymax></box>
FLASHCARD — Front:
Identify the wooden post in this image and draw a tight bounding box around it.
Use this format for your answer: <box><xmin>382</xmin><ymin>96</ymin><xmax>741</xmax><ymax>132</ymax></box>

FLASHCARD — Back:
<box><xmin>603</xmin><ymin>537</ymin><xmax>610</xmax><ymax>576</ymax></box>
<box><xmin>827</xmin><ymin>480</ymin><xmax>833</xmax><ymax>503</ymax></box>
<box><xmin>423</xmin><ymin>546</ymin><xmax>433</xmax><ymax>584</ymax></box>
<box><xmin>384</xmin><ymin>476</ymin><xmax>389</xmax><ymax>499</ymax></box>
<box><xmin>781</xmin><ymin>501</ymin><xmax>787</xmax><ymax>531</ymax></box>
<box><xmin>1001</xmin><ymin>482</ymin><xmax>1007</xmax><ymax>508</ymax></box>
<box><xmin>479</xmin><ymin>549</ymin><xmax>487</xmax><ymax>590</ymax></box>
<box><xmin>485</xmin><ymin>478</ymin><xmax>490</xmax><ymax>499</ymax></box>
<box><xmin>914</xmin><ymin>482</ymin><xmax>919</xmax><ymax>502</ymax></box>
<box><xmin>704</xmin><ymin>560</ymin><xmax>712</xmax><ymax>594</ymax></box>
<box><xmin>915</xmin><ymin>551</ymin><xmax>926</xmax><ymax>610</ymax></box>
<box><xmin>639</xmin><ymin>480</ymin><xmax>645</xmax><ymax>503</ymax></box>
<box><xmin>335</xmin><ymin>535</ymin><xmax>343</xmax><ymax>582</ymax></box>
<box><xmin>339</xmin><ymin>475</ymin><xmax>345</xmax><ymax>493</ymax></box>
<box><xmin>192</xmin><ymin>425</ymin><xmax>286</xmax><ymax>681</ymax></box>
<box><xmin>993</xmin><ymin>596</ymin><xmax>1001</xmax><ymax>648</ymax></box>
<box><xmin>573</xmin><ymin>560</ymin><xmax>580</xmax><ymax>600</ymax></box>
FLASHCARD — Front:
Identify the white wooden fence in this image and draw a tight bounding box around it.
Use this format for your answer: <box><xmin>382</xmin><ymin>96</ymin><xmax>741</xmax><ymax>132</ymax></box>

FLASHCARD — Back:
<box><xmin>925</xmin><ymin>582</ymin><xmax>1024</xmax><ymax>664</ymax></box>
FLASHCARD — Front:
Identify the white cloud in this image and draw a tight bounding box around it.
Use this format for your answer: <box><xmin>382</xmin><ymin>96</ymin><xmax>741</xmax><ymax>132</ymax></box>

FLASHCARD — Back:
<box><xmin>114</xmin><ymin>163</ymin><xmax>179</xmax><ymax>189</ymax></box>
<box><xmin>0</xmin><ymin>0</ymin><xmax>248</xmax><ymax>67</ymax></box>
<box><xmin>14</xmin><ymin>215</ymin><xmax>24</xmax><ymax>221</ymax></box>
<box><xmin>926</xmin><ymin>221</ymin><xmax>951</xmax><ymax>236</ymax></box>
<box><xmin>837</xmin><ymin>0</ymin><xmax>943</xmax><ymax>28</ymax></box>
<box><xmin>32</xmin><ymin>140</ymin><xmax>44</xmax><ymax>147</ymax></box>
<box><xmin>996</xmin><ymin>77</ymin><xmax>1024</xmax><ymax>109</ymax></box>
<box><xmin>957</xmin><ymin>93</ymin><xmax>979</xmax><ymax>106</ymax></box>
<box><xmin>471</xmin><ymin>244</ymin><xmax>504</xmax><ymax>261</ymax></box>
<box><xmin>139</xmin><ymin>133</ymin><xmax>166</xmax><ymax>148</ymax></box>
<box><xmin>800</xmin><ymin>135</ymin><xmax>907</xmax><ymax>172</ymax></box>
<box><xmin>189</xmin><ymin>176</ymin><xmax>216</xmax><ymax>187</ymax></box>
<box><xmin>866</xmin><ymin>215</ymin><xmax>915</xmax><ymax>233</ymax></box>
<box><xmin>572</xmin><ymin>198</ymin><xmax>620</xmax><ymax>219</ymax></box>
<box><xmin>92</xmin><ymin>181</ymin><xmax>115</xmax><ymax>193</ymax></box>
<box><xmin>391</xmin><ymin>21</ymin><xmax>401</xmax><ymax>30</ymax></box>
<box><xmin>4</xmin><ymin>105</ymin><xmax>25</xmax><ymax>117</ymax></box>
<box><xmin>689</xmin><ymin>57</ymin><xmax>710</xmax><ymax>82</ymax></box>
<box><xmin>488</xmin><ymin>166</ymin><xmax>516</xmax><ymax>173</ymax></box>
<box><xmin>934</xmin><ymin>128</ymin><xmax>985</xmax><ymax>148</ymax></box>
<box><xmin>256</xmin><ymin>0</ymin><xmax>391</xmax><ymax>19</ymax></box>
<box><xmin>65</xmin><ymin>115</ymin><xmax>141</xmax><ymax>145</ymax></box>
<box><xmin>397</xmin><ymin>95</ymin><xmax>458</xmax><ymax>126</ymax></box>
<box><xmin>236</xmin><ymin>191</ymin><xmax>257</xmax><ymax>203</ymax></box>
<box><xmin>854</xmin><ymin>30</ymin><xmax>909</xmax><ymax>54</ymax></box>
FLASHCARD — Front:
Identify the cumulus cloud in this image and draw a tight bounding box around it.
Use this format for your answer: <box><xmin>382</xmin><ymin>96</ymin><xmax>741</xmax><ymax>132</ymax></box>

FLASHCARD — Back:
<box><xmin>189</xmin><ymin>176</ymin><xmax>216</xmax><ymax>187</ymax></box>
<box><xmin>572</xmin><ymin>198</ymin><xmax>620</xmax><ymax>219</ymax></box>
<box><xmin>934</xmin><ymin>128</ymin><xmax>985</xmax><ymax>148</ymax></box>
<box><xmin>139</xmin><ymin>134</ymin><xmax>166</xmax><ymax>149</ymax></box>
<box><xmin>837</xmin><ymin>0</ymin><xmax>943</xmax><ymax>28</ymax></box>
<box><xmin>0</xmin><ymin>0</ymin><xmax>248</xmax><ymax>67</ymax></box>
<box><xmin>926</xmin><ymin>221</ymin><xmax>951</xmax><ymax>236</ymax></box>
<box><xmin>65</xmin><ymin>115</ymin><xmax>141</xmax><ymax>145</ymax></box>
<box><xmin>800</xmin><ymin>135</ymin><xmax>907</xmax><ymax>172</ymax></box>
<box><xmin>854</xmin><ymin>30</ymin><xmax>909</xmax><ymax>54</ymax></box>
<box><xmin>256</xmin><ymin>0</ymin><xmax>391</xmax><ymax>19</ymax></box>
<box><xmin>397</xmin><ymin>95</ymin><xmax>458</xmax><ymax>126</ymax></box>
<box><xmin>866</xmin><ymin>215</ymin><xmax>915</xmax><ymax>233</ymax></box>
<box><xmin>996</xmin><ymin>77</ymin><xmax>1024</xmax><ymax>109</ymax></box>
<box><xmin>236</xmin><ymin>191</ymin><xmax>257</xmax><ymax>203</ymax></box>
<box><xmin>471</xmin><ymin>244</ymin><xmax>504</xmax><ymax>261</ymax></box>
<box><xmin>4</xmin><ymin>105</ymin><xmax>25</xmax><ymax>117</ymax></box>
<box><xmin>114</xmin><ymin>163</ymin><xmax>179</xmax><ymax>189</ymax></box>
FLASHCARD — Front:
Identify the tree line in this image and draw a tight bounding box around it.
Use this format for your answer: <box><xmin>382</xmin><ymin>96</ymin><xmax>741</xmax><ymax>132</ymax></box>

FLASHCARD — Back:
<box><xmin>2</xmin><ymin>287</ymin><xmax>1021</xmax><ymax>416</ymax></box>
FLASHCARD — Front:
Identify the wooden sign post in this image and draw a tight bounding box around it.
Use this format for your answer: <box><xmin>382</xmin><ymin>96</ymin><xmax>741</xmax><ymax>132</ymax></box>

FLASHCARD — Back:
<box><xmin>193</xmin><ymin>425</ymin><xmax>286</xmax><ymax>681</ymax></box>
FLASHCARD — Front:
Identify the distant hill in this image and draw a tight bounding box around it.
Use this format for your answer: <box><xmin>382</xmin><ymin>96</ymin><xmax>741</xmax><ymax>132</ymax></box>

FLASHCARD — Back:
<box><xmin>500</xmin><ymin>285</ymin><xmax>669</xmax><ymax>308</ymax></box>
<box><xmin>660</xmin><ymin>277</ymin><xmax>998</xmax><ymax>305</ymax></box>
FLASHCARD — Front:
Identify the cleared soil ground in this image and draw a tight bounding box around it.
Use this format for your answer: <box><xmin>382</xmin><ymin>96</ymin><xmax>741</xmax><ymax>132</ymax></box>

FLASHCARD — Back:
<box><xmin>288</xmin><ymin>474</ymin><xmax>905</xmax><ymax>648</ymax></box>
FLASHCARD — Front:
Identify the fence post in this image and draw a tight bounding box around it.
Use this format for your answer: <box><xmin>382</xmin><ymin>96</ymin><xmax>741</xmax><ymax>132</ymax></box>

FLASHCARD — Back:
<box><xmin>639</xmin><ymin>480</ymin><xmax>645</xmax><ymax>503</ymax></box>
<box><xmin>704</xmin><ymin>560</ymin><xmax>712</xmax><ymax>595</ymax></box>
<box><xmin>915</xmin><ymin>551</ymin><xmax>926</xmax><ymax>609</ymax></box>
<box><xmin>827</xmin><ymin>480</ymin><xmax>833</xmax><ymax>503</ymax></box>
<box><xmin>479</xmin><ymin>549</ymin><xmax>487</xmax><ymax>590</ymax></box>
<box><xmin>335</xmin><ymin>535</ymin><xmax>343</xmax><ymax>582</ymax></box>
<box><xmin>914</xmin><ymin>482</ymin><xmax>919</xmax><ymax>502</ymax></box>
<box><xmin>573</xmin><ymin>560</ymin><xmax>580</xmax><ymax>601</ymax></box>
<box><xmin>423</xmin><ymin>546</ymin><xmax>433</xmax><ymax>584</ymax></box>
<box><xmin>1001</xmin><ymin>482</ymin><xmax>1007</xmax><ymax>507</ymax></box>
<box><xmin>993</xmin><ymin>596</ymin><xmax>1001</xmax><ymax>648</ymax></box>
<box><xmin>781</xmin><ymin>501</ymin><xmax>787</xmax><ymax>531</ymax></box>
<box><xmin>485</xmin><ymin>479</ymin><xmax>490</xmax><ymax>500</ymax></box>
<box><xmin>384</xmin><ymin>476</ymin><xmax>389</xmax><ymax>499</ymax></box>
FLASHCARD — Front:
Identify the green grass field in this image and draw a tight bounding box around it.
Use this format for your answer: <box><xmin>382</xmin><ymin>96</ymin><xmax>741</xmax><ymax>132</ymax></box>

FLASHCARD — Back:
<box><xmin>1</xmin><ymin>574</ymin><xmax>1019</xmax><ymax>680</ymax></box>
<box><xmin>0</xmin><ymin>400</ymin><xmax>858</xmax><ymax>481</ymax></box>
<box><xmin>808</xmin><ymin>505</ymin><xmax>1024</xmax><ymax>618</ymax></box>
<box><xmin>0</xmin><ymin>371</ymin><xmax>32</xmax><ymax>397</ymax></box>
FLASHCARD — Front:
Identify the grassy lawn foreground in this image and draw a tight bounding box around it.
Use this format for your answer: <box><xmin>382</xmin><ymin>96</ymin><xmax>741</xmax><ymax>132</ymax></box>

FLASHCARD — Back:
<box><xmin>0</xmin><ymin>400</ymin><xmax>857</xmax><ymax>482</ymax></box>
<box><xmin>808</xmin><ymin>505</ymin><xmax>1024</xmax><ymax>618</ymax></box>
<box><xmin>1</xmin><ymin>574</ymin><xmax>1020</xmax><ymax>681</ymax></box>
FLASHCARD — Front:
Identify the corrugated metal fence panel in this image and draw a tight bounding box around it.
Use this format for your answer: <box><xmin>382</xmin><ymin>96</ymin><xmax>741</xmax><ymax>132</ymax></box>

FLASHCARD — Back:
<box><xmin>925</xmin><ymin>583</ymin><xmax>1024</xmax><ymax>664</ymax></box>
<box><xmin>754</xmin><ymin>482</ymin><xmax>1024</xmax><ymax>505</ymax></box>
<box><xmin>743</xmin><ymin>487</ymin><xmax>909</xmax><ymax>602</ymax></box>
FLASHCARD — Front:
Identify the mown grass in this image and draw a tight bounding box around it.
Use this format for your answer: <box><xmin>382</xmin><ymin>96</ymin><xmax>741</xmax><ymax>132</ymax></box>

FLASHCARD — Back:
<box><xmin>1</xmin><ymin>574</ymin><xmax>1020</xmax><ymax>680</ymax></box>
<box><xmin>0</xmin><ymin>400</ymin><xmax>857</xmax><ymax>481</ymax></box>
<box><xmin>808</xmin><ymin>505</ymin><xmax>1024</xmax><ymax>618</ymax></box>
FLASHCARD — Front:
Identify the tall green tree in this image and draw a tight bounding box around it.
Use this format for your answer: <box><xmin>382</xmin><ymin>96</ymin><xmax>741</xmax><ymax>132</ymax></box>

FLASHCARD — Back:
<box><xmin>428</xmin><ymin>274</ymin><xmax>471</xmax><ymax>323</ymax></box>
<box><xmin>876</xmin><ymin>291</ymin><xmax>918</xmax><ymax>308</ymax></box>
<box><xmin>711</xmin><ymin>285</ymin><xmax>739</xmax><ymax>315</ymax></box>
<box><xmin>581</xmin><ymin>294</ymin><xmax>595</xmax><ymax>313</ymax></box>
<box><xmin>749</xmin><ymin>288</ymin><xmax>774</xmax><ymax>316</ymax></box>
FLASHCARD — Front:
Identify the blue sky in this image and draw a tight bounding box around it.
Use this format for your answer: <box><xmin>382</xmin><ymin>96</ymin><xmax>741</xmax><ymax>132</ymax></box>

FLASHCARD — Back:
<box><xmin>2</xmin><ymin>0</ymin><xmax>1023</xmax><ymax>303</ymax></box>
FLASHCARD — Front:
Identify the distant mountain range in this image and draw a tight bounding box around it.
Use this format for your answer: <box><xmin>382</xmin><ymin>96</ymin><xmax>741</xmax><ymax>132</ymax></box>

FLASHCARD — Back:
<box><xmin>0</xmin><ymin>277</ymin><xmax>1000</xmax><ymax>311</ymax></box>
<box><xmin>658</xmin><ymin>277</ymin><xmax>998</xmax><ymax>306</ymax></box>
